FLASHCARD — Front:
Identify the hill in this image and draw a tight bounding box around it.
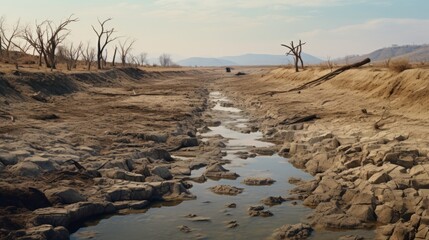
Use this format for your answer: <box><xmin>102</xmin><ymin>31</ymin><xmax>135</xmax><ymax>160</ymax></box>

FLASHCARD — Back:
<box><xmin>336</xmin><ymin>45</ymin><xmax>429</xmax><ymax>63</ymax></box>
<box><xmin>177</xmin><ymin>53</ymin><xmax>323</xmax><ymax>67</ymax></box>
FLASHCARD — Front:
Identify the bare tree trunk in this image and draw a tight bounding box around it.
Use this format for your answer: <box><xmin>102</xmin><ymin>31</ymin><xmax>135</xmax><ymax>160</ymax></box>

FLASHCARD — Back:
<box><xmin>112</xmin><ymin>46</ymin><xmax>117</xmax><ymax>67</ymax></box>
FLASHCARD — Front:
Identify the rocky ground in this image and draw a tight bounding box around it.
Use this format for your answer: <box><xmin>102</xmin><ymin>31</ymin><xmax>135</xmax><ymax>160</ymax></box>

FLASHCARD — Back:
<box><xmin>0</xmin><ymin>67</ymin><xmax>225</xmax><ymax>239</ymax></box>
<box><xmin>1</xmin><ymin>65</ymin><xmax>429</xmax><ymax>240</ymax></box>
<box><xmin>216</xmin><ymin>66</ymin><xmax>429</xmax><ymax>240</ymax></box>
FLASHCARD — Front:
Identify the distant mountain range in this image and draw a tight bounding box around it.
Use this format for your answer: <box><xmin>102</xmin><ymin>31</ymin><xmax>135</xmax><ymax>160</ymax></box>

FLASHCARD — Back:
<box><xmin>177</xmin><ymin>53</ymin><xmax>323</xmax><ymax>67</ymax></box>
<box><xmin>336</xmin><ymin>44</ymin><xmax>429</xmax><ymax>64</ymax></box>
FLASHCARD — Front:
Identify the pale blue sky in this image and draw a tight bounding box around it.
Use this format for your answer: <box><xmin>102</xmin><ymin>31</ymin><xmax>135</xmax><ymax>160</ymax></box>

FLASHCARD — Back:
<box><xmin>1</xmin><ymin>0</ymin><xmax>428</xmax><ymax>60</ymax></box>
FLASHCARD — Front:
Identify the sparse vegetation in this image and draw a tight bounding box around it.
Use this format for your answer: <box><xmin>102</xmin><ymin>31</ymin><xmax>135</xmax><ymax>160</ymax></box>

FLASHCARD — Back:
<box><xmin>389</xmin><ymin>58</ymin><xmax>412</xmax><ymax>72</ymax></box>
<box><xmin>159</xmin><ymin>53</ymin><xmax>173</xmax><ymax>67</ymax></box>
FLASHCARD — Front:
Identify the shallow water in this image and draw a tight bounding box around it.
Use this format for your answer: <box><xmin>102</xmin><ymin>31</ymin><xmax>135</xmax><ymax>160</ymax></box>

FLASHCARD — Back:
<box><xmin>71</xmin><ymin>91</ymin><xmax>374</xmax><ymax>240</ymax></box>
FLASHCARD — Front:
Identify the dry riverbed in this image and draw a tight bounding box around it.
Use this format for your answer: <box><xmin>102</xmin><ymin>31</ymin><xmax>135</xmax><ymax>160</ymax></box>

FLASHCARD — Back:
<box><xmin>1</xmin><ymin>66</ymin><xmax>429</xmax><ymax>240</ymax></box>
<box><xmin>216</xmin><ymin>66</ymin><xmax>429</xmax><ymax>240</ymax></box>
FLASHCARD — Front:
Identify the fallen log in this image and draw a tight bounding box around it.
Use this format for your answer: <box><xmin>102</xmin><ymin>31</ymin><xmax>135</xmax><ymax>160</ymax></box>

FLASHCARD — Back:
<box><xmin>261</xmin><ymin>58</ymin><xmax>371</xmax><ymax>96</ymax></box>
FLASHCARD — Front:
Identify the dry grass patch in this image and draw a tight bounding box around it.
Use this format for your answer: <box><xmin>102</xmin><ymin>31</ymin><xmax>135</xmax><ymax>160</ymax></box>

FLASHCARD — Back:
<box><xmin>389</xmin><ymin>59</ymin><xmax>412</xmax><ymax>72</ymax></box>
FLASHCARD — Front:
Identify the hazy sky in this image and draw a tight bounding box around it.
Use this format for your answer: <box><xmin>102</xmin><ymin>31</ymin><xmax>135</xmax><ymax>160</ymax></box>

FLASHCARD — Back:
<box><xmin>1</xmin><ymin>0</ymin><xmax>429</xmax><ymax>60</ymax></box>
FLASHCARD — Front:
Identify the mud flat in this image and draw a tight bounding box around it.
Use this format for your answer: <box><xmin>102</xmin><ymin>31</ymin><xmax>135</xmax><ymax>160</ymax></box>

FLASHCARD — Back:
<box><xmin>216</xmin><ymin>66</ymin><xmax>429</xmax><ymax>240</ymax></box>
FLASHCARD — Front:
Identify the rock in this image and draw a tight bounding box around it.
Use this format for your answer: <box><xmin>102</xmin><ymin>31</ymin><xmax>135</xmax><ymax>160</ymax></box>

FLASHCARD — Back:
<box><xmin>390</xmin><ymin>222</ymin><xmax>415</xmax><ymax>240</ymax></box>
<box><xmin>209</xmin><ymin>185</ymin><xmax>243</xmax><ymax>195</ymax></box>
<box><xmin>151</xmin><ymin>166</ymin><xmax>173</xmax><ymax>180</ymax></box>
<box><xmin>113</xmin><ymin>200</ymin><xmax>150</xmax><ymax>210</ymax></box>
<box><xmin>271</xmin><ymin>223</ymin><xmax>313</xmax><ymax>240</ymax></box>
<box><xmin>45</xmin><ymin>187</ymin><xmax>86</xmax><ymax>205</ymax></box>
<box><xmin>242</xmin><ymin>177</ymin><xmax>275</xmax><ymax>186</ymax></box>
<box><xmin>346</xmin><ymin>204</ymin><xmax>375</xmax><ymax>222</ymax></box>
<box><xmin>316</xmin><ymin>214</ymin><xmax>362</xmax><ymax>229</ymax></box>
<box><xmin>252</xmin><ymin>147</ymin><xmax>276</xmax><ymax>156</ymax></box>
<box><xmin>225</xmin><ymin>220</ymin><xmax>239</xmax><ymax>228</ymax></box>
<box><xmin>101</xmin><ymin>159</ymin><xmax>131</xmax><ymax>171</ymax></box>
<box><xmin>415</xmin><ymin>224</ymin><xmax>429</xmax><ymax>239</ymax></box>
<box><xmin>375</xmin><ymin>203</ymin><xmax>400</xmax><ymax>224</ymax></box>
<box><xmin>170</xmin><ymin>166</ymin><xmax>191</xmax><ymax>176</ymax></box>
<box><xmin>133</xmin><ymin>164</ymin><xmax>151</xmax><ymax>177</ymax></box>
<box><xmin>288</xmin><ymin>177</ymin><xmax>303</xmax><ymax>185</ymax></box>
<box><xmin>261</xmin><ymin>196</ymin><xmax>286</xmax><ymax>206</ymax></box>
<box><xmin>9</xmin><ymin>161</ymin><xmax>42</xmax><ymax>177</ymax></box>
<box><xmin>145</xmin><ymin>175</ymin><xmax>165</xmax><ymax>182</ymax></box>
<box><xmin>0</xmin><ymin>184</ymin><xmax>51</xmax><ymax>210</ymax></box>
<box><xmin>180</xmin><ymin>138</ymin><xmax>199</xmax><ymax>148</ymax></box>
<box><xmin>11</xmin><ymin>224</ymin><xmax>69</xmax><ymax>240</ymax></box>
<box><xmin>0</xmin><ymin>153</ymin><xmax>18</xmax><ymax>166</ymax></box>
<box><xmin>24</xmin><ymin>156</ymin><xmax>57</xmax><ymax>172</ymax></box>
<box><xmin>187</xmin><ymin>216</ymin><xmax>211</xmax><ymax>222</ymax></box>
<box><xmin>33</xmin><ymin>201</ymin><xmax>116</xmax><ymax>227</ymax></box>
<box><xmin>139</xmin><ymin>148</ymin><xmax>173</xmax><ymax>161</ymax></box>
<box><xmin>105</xmin><ymin>185</ymin><xmax>153</xmax><ymax>202</ymax></box>
<box><xmin>178</xmin><ymin>225</ymin><xmax>192</xmax><ymax>233</ymax></box>
<box><xmin>101</xmin><ymin>169</ymin><xmax>146</xmax><ymax>182</ymax></box>
<box><xmin>204</xmin><ymin>163</ymin><xmax>239</xmax><ymax>180</ymax></box>
<box><xmin>248</xmin><ymin>206</ymin><xmax>273</xmax><ymax>217</ymax></box>
<box><xmin>225</xmin><ymin>203</ymin><xmax>237</xmax><ymax>208</ymax></box>
<box><xmin>368</xmin><ymin>172</ymin><xmax>391</xmax><ymax>184</ymax></box>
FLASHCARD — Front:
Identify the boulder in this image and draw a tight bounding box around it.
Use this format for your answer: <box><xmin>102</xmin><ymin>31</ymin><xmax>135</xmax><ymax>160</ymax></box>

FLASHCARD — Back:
<box><xmin>209</xmin><ymin>185</ymin><xmax>243</xmax><ymax>195</ymax></box>
<box><xmin>45</xmin><ymin>187</ymin><xmax>86</xmax><ymax>205</ymax></box>
<box><xmin>346</xmin><ymin>204</ymin><xmax>375</xmax><ymax>222</ymax></box>
<box><xmin>151</xmin><ymin>166</ymin><xmax>173</xmax><ymax>180</ymax></box>
<box><xmin>9</xmin><ymin>161</ymin><xmax>42</xmax><ymax>177</ymax></box>
<box><xmin>10</xmin><ymin>224</ymin><xmax>69</xmax><ymax>240</ymax></box>
<box><xmin>105</xmin><ymin>185</ymin><xmax>153</xmax><ymax>202</ymax></box>
<box><xmin>138</xmin><ymin>149</ymin><xmax>173</xmax><ymax>161</ymax></box>
<box><xmin>375</xmin><ymin>203</ymin><xmax>400</xmax><ymax>224</ymax></box>
<box><xmin>0</xmin><ymin>153</ymin><xmax>18</xmax><ymax>166</ymax></box>
<box><xmin>242</xmin><ymin>177</ymin><xmax>275</xmax><ymax>186</ymax></box>
<box><xmin>248</xmin><ymin>205</ymin><xmax>273</xmax><ymax>217</ymax></box>
<box><xmin>261</xmin><ymin>196</ymin><xmax>287</xmax><ymax>206</ymax></box>
<box><xmin>33</xmin><ymin>201</ymin><xmax>116</xmax><ymax>227</ymax></box>
<box><xmin>0</xmin><ymin>184</ymin><xmax>51</xmax><ymax>210</ymax></box>
<box><xmin>271</xmin><ymin>223</ymin><xmax>313</xmax><ymax>240</ymax></box>
<box><xmin>204</xmin><ymin>163</ymin><xmax>239</xmax><ymax>180</ymax></box>
<box><xmin>24</xmin><ymin>156</ymin><xmax>57</xmax><ymax>172</ymax></box>
<box><xmin>315</xmin><ymin>214</ymin><xmax>362</xmax><ymax>229</ymax></box>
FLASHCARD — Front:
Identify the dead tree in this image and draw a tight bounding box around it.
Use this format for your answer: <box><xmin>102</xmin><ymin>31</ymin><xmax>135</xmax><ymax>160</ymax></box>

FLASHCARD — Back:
<box><xmin>21</xmin><ymin>23</ymin><xmax>45</xmax><ymax>66</ymax></box>
<box><xmin>0</xmin><ymin>17</ymin><xmax>21</xmax><ymax>58</ymax></box>
<box><xmin>159</xmin><ymin>53</ymin><xmax>172</xmax><ymax>67</ymax></box>
<box><xmin>281</xmin><ymin>40</ymin><xmax>306</xmax><ymax>72</ymax></box>
<box><xmin>92</xmin><ymin>18</ymin><xmax>118</xmax><ymax>69</ymax></box>
<box><xmin>118</xmin><ymin>38</ymin><xmax>135</xmax><ymax>66</ymax></box>
<box><xmin>42</xmin><ymin>15</ymin><xmax>78</xmax><ymax>69</ymax></box>
<box><xmin>81</xmin><ymin>41</ymin><xmax>96</xmax><ymax>70</ymax></box>
<box><xmin>138</xmin><ymin>52</ymin><xmax>147</xmax><ymax>66</ymax></box>
<box><xmin>63</xmin><ymin>42</ymin><xmax>83</xmax><ymax>70</ymax></box>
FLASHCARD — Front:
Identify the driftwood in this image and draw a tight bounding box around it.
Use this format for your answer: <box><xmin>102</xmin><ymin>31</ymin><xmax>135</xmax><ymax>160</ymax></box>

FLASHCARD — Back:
<box><xmin>261</xmin><ymin>58</ymin><xmax>371</xmax><ymax>96</ymax></box>
<box><xmin>279</xmin><ymin>114</ymin><xmax>319</xmax><ymax>125</ymax></box>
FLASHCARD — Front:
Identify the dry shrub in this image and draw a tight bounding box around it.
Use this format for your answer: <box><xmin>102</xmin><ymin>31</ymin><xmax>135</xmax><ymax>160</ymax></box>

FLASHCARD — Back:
<box><xmin>389</xmin><ymin>59</ymin><xmax>412</xmax><ymax>72</ymax></box>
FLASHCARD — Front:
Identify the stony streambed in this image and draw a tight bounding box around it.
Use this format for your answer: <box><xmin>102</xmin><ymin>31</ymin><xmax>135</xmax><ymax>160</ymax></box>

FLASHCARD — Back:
<box><xmin>71</xmin><ymin>92</ymin><xmax>375</xmax><ymax>240</ymax></box>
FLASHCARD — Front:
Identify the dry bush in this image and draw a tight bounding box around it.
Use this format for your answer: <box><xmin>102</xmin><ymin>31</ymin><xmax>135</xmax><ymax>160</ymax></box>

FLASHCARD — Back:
<box><xmin>389</xmin><ymin>59</ymin><xmax>412</xmax><ymax>72</ymax></box>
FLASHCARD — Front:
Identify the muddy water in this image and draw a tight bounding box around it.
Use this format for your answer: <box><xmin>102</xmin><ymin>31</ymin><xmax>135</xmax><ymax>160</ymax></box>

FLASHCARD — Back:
<box><xmin>71</xmin><ymin>92</ymin><xmax>374</xmax><ymax>240</ymax></box>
